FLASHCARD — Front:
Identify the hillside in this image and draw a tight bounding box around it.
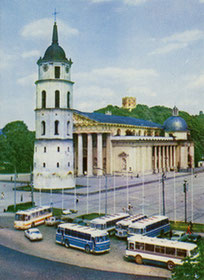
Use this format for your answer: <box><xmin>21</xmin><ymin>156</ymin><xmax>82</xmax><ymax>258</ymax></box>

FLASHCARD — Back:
<box><xmin>95</xmin><ymin>104</ymin><xmax>204</xmax><ymax>165</ymax></box>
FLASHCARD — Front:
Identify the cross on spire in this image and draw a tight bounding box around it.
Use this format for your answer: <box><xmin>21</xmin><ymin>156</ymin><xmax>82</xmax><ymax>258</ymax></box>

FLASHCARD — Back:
<box><xmin>52</xmin><ymin>8</ymin><xmax>59</xmax><ymax>22</ymax></box>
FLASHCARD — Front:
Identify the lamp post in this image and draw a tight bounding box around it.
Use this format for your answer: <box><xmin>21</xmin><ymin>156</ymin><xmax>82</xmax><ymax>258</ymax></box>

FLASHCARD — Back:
<box><xmin>30</xmin><ymin>169</ymin><xmax>34</xmax><ymax>207</ymax></box>
<box><xmin>94</xmin><ymin>167</ymin><xmax>108</xmax><ymax>216</ymax></box>
<box><xmin>161</xmin><ymin>172</ymin><xmax>166</xmax><ymax>216</ymax></box>
<box><xmin>3</xmin><ymin>161</ymin><xmax>16</xmax><ymax>211</ymax></box>
<box><xmin>183</xmin><ymin>179</ymin><xmax>188</xmax><ymax>223</ymax></box>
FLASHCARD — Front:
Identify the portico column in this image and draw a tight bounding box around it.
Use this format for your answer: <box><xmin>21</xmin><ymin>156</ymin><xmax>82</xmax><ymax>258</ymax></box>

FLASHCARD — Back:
<box><xmin>166</xmin><ymin>146</ymin><xmax>169</xmax><ymax>171</ymax></box>
<box><xmin>106</xmin><ymin>134</ymin><xmax>112</xmax><ymax>174</ymax></box>
<box><xmin>154</xmin><ymin>146</ymin><xmax>157</xmax><ymax>172</ymax></box>
<box><xmin>87</xmin><ymin>134</ymin><xmax>93</xmax><ymax>176</ymax></box>
<box><xmin>97</xmin><ymin>133</ymin><xmax>103</xmax><ymax>176</ymax></box>
<box><xmin>173</xmin><ymin>146</ymin><xmax>176</xmax><ymax>170</ymax></box>
<box><xmin>162</xmin><ymin>146</ymin><xmax>165</xmax><ymax>172</ymax></box>
<box><xmin>169</xmin><ymin>146</ymin><xmax>172</xmax><ymax>170</ymax></box>
<box><xmin>77</xmin><ymin>134</ymin><xmax>83</xmax><ymax>176</ymax></box>
<box><xmin>158</xmin><ymin>146</ymin><xmax>161</xmax><ymax>172</ymax></box>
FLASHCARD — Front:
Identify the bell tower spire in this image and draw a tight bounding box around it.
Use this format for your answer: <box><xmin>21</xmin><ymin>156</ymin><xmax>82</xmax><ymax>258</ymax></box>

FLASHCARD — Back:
<box><xmin>52</xmin><ymin>22</ymin><xmax>58</xmax><ymax>45</ymax></box>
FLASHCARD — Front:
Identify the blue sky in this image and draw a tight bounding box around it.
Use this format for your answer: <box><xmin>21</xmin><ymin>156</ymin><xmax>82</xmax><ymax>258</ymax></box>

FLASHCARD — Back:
<box><xmin>0</xmin><ymin>0</ymin><xmax>204</xmax><ymax>130</ymax></box>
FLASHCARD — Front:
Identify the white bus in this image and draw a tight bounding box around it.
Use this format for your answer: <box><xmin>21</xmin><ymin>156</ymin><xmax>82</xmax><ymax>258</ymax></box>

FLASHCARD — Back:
<box><xmin>90</xmin><ymin>213</ymin><xmax>130</xmax><ymax>235</ymax></box>
<box><xmin>14</xmin><ymin>206</ymin><xmax>52</xmax><ymax>230</ymax></box>
<box><xmin>128</xmin><ymin>215</ymin><xmax>170</xmax><ymax>237</ymax></box>
<box><xmin>115</xmin><ymin>214</ymin><xmax>147</xmax><ymax>238</ymax></box>
<box><xmin>56</xmin><ymin>223</ymin><xmax>110</xmax><ymax>254</ymax></box>
<box><xmin>126</xmin><ymin>235</ymin><xmax>198</xmax><ymax>270</ymax></box>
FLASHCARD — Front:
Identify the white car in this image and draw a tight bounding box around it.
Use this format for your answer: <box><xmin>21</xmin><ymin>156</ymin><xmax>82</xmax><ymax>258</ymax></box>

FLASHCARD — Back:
<box><xmin>171</xmin><ymin>230</ymin><xmax>185</xmax><ymax>241</ymax></box>
<box><xmin>24</xmin><ymin>228</ymin><xmax>43</xmax><ymax>241</ymax></box>
<box><xmin>45</xmin><ymin>217</ymin><xmax>60</xmax><ymax>226</ymax></box>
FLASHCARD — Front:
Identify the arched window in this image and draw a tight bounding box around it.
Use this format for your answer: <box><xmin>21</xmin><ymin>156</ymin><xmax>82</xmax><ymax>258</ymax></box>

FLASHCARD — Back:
<box><xmin>43</xmin><ymin>162</ymin><xmax>46</xmax><ymax>168</ymax></box>
<box><xmin>67</xmin><ymin>121</ymin><xmax>70</xmax><ymax>135</ymax></box>
<box><xmin>42</xmin><ymin>91</ymin><xmax>46</xmax><ymax>108</ymax></box>
<box><xmin>57</xmin><ymin>146</ymin><xmax>60</xmax><ymax>152</ymax></box>
<box><xmin>67</xmin><ymin>92</ymin><xmax>70</xmax><ymax>108</ymax></box>
<box><xmin>41</xmin><ymin>121</ymin><xmax>46</xmax><ymax>135</ymax></box>
<box><xmin>54</xmin><ymin>120</ymin><xmax>59</xmax><ymax>135</ymax></box>
<box><xmin>55</xmin><ymin>90</ymin><xmax>60</xmax><ymax>108</ymax></box>
<box><xmin>44</xmin><ymin>147</ymin><xmax>46</xmax><ymax>153</ymax></box>
<box><xmin>57</xmin><ymin>162</ymin><xmax>59</xmax><ymax>168</ymax></box>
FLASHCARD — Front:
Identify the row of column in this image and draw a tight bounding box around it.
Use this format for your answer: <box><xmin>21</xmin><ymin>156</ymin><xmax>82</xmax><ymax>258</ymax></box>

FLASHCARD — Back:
<box><xmin>153</xmin><ymin>145</ymin><xmax>176</xmax><ymax>172</ymax></box>
<box><xmin>77</xmin><ymin>133</ymin><xmax>104</xmax><ymax>177</ymax></box>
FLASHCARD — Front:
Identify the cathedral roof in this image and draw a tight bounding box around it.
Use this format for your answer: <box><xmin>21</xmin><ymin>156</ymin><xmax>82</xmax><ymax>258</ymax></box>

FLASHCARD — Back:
<box><xmin>75</xmin><ymin>110</ymin><xmax>162</xmax><ymax>129</ymax></box>
<box><xmin>37</xmin><ymin>22</ymin><xmax>69</xmax><ymax>64</ymax></box>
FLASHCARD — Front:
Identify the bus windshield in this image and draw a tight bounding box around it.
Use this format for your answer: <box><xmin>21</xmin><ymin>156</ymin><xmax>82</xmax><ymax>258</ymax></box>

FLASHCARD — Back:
<box><xmin>15</xmin><ymin>214</ymin><xmax>30</xmax><ymax>221</ymax></box>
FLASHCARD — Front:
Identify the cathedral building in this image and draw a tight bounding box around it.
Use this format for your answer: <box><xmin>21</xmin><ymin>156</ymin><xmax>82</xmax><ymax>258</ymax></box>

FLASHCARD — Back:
<box><xmin>33</xmin><ymin>22</ymin><xmax>194</xmax><ymax>189</ymax></box>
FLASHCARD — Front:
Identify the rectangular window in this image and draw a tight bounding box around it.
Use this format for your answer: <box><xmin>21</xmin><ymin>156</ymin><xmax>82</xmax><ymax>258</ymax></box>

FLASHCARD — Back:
<box><xmin>55</xmin><ymin>66</ymin><xmax>60</xmax><ymax>78</ymax></box>
<box><xmin>155</xmin><ymin>245</ymin><xmax>165</xmax><ymax>254</ymax></box>
<box><xmin>136</xmin><ymin>242</ymin><xmax>144</xmax><ymax>250</ymax></box>
<box><xmin>166</xmin><ymin>247</ymin><xmax>175</xmax><ymax>256</ymax></box>
<box><xmin>145</xmin><ymin>243</ymin><xmax>154</xmax><ymax>252</ymax></box>
<box><xmin>177</xmin><ymin>249</ymin><xmax>187</xmax><ymax>258</ymax></box>
<box><xmin>44</xmin><ymin>147</ymin><xmax>46</xmax><ymax>153</ymax></box>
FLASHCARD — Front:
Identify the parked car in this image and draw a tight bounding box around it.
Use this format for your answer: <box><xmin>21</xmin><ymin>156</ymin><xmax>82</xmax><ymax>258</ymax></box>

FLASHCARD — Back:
<box><xmin>179</xmin><ymin>233</ymin><xmax>202</xmax><ymax>244</ymax></box>
<box><xmin>171</xmin><ymin>230</ymin><xmax>185</xmax><ymax>241</ymax></box>
<box><xmin>24</xmin><ymin>228</ymin><xmax>43</xmax><ymax>241</ymax></box>
<box><xmin>45</xmin><ymin>216</ymin><xmax>61</xmax><ymax>226</ymax></box>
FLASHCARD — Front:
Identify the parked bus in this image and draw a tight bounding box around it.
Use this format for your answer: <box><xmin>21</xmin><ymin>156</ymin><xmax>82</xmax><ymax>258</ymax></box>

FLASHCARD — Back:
<box><xmin>56</xmin><ymin>223</ymin><xmax>110</xmax><ymax>254</ymax></box>
<box><xmin>128</xmin><ymin>215</ymin><xmax>170</xmax><ymax>237</ymax></box>
<box><xmin>14</xmin><ymin>206</ymin><xmax>52</xmax><ymax>230</ymax></box>
<box><xmin>115</xmin><ymin>214</ymin><xmax>147</xmax><ymax>238</ymax></box>
<box><xmin>126</xmin><ymin>235</ymin><xmax>198</xmax><ymax>270</ymax></box>
<box><xmin>90</xmin><ymin>213</ymin><xmax>130</xmax><ymax>235</ymax></box>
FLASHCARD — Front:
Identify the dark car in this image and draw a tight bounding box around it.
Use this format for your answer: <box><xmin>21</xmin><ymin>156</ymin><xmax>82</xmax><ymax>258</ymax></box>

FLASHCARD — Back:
<box><xmin>179</xmin><ymin>233</ymin><xmax>202</xmax><ymax>244</ymax></box>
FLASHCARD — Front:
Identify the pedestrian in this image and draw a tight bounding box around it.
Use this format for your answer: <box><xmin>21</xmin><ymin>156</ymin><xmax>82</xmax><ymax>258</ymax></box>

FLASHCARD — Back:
<box><xmin>21</xmin><ymin>194</ymin><xmax>23</xmax><ymax>202</ymax></box>
<box><xmin>1</xmin><ymin>192</ymin><xmax>5</xmax><ymax>200</ymax></box>
<box><xmin>189</xmin><ymin>221</ymin><xmax>193</xmax><ymax>233</ymax></box>
<box><xmin>76</xmin><ymin>197</ymin><xmax>79</xmax><ymax>203</ymax></box>
<box><xmin>187</xmin><ymin>224</ymin><xmax>191</xmax><ymax>234</ymax></box>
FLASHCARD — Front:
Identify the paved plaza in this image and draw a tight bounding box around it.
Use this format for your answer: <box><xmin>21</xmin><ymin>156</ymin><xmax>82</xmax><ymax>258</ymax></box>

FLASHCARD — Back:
<box><xmin>0</xmin><ymin>171</ymin><xmax>204</xmax><ymax>224</ymax></box>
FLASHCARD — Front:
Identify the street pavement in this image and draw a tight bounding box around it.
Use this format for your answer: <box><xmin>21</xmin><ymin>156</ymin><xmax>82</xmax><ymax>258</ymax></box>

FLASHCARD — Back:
<box><xmin>1</xmin><ymin>171</ymin><xmax>203</xmax><ymax>224</ymax></box>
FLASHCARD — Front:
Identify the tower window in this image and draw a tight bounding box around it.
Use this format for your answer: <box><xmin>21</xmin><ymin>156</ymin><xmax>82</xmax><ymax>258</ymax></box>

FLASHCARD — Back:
<box><xmin>68</xmin><ymin>162</ymin><xmax>70</xmax><ymax>167</ymax></box>
<box><xmin>57</xmin><ymin>162</ymin><xmax>59</xmax><ymax>168</ymax></box>
<box><xmin>67</xmin><ymin>147</ymin><xmax>70</xmax><ymax>152</ymax></box>
<box><xmin>41</xmin><ymin>121</ymin><xmax>46</xmax><ymax>135</ymax></box>
<box><xmin>67</xmin><ymin>121</ymin><xmax>70</xmax><ymax>135</ymax></box>
<box><xmin>54</xmin><ymin>120</ymin><xmax>59</xmax><ymax>135</ymax></box>
<box><xmin>43</xmin><ymin>162</ymin><xmax>46</xmax><ymax>168</ymax></box>
<box><xmin>67</xmin><ymin>92</ymin><xmax>70</xmax><ymax>108</ymax></box>
<box><xmin>55</xmin><ymin>90</ymin><xmax>60</xmax><ymax>108</ymax></box>
<box><xmin>55</xmin><ymin>66</ymin><xmax>60</xmax><ymax>78</ymax></box>
<box><xmin>44</xmin><ymin>147</ymin><xmax>46</xmax><ymax>153</ymax></box>
<box><xmin>42</xmin><ymin>91</ymin><xmax>46</xmax><ymax>108</ymax></box>
<box><xmin>57</xmin><ymin>146</ymin><xmax>60</xmax><ymax>152</ymax></box>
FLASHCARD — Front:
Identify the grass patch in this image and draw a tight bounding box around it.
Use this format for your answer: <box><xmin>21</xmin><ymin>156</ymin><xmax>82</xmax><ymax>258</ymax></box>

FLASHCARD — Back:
<box><xmin>7</xmin><ymin>201</ymin><xmax>35</xmax><ymax>212</ymax></box>
<box><xmin>14</xmin><ymin>185</ymin><xmax>86</xmax><ymax>192</ymax></box>
<box><xmin>170</xmin><ymin>220</ymin><xmax>204</xmax><ymax>233</ymax></box>
<box><xmin>75</xmin><ymin>213</ymin><xmax>105</xmax><ymax>220</ymax></box>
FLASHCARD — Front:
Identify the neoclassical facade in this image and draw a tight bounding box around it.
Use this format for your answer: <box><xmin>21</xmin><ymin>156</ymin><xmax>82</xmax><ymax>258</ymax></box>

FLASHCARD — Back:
<box><xmin>73</xmin><ymin>107</ymin><xmax>194</xmax><ymax>177</ymax></box>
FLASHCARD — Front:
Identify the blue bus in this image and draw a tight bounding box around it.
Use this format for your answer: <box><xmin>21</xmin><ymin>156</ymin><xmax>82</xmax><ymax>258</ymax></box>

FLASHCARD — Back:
<box><xmin>128</xmin><ymin>215</ymin><xmax>170</xmax><ymax>237</ymax></box>
<box><xmin>56</xmin><ymin>223</ymin><xmax>110</xmax><ymax>254</ymax></box>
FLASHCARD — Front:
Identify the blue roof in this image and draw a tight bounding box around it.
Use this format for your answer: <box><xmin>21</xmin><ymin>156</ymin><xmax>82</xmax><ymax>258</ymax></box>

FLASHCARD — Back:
<box><xmin>163</xmin><ymin>116</ymin><xmax>188</xmax><ymax>132</ymax></box>
<box><xmin>74</xmin><ymin>110</ymin><xmax>162</xmax><ymax>129</ymax></box>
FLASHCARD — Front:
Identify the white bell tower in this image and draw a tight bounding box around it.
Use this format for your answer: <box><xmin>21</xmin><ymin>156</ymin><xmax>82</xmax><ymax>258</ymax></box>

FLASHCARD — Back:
<box><xmin>33</xmin><ymin>21</ymin><xmax>75</xmax><ymax>189</ymax></box>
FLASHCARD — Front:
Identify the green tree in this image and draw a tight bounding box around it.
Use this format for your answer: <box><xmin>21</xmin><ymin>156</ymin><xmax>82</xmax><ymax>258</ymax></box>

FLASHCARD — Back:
<box><xmin>171</xmin><ymin>242</ymin><xmax>204</xmax><ymax>280</ymax></box>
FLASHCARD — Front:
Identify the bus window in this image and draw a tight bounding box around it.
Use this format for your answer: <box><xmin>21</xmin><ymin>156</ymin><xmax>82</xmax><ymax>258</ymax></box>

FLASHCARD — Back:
<box><xmin>129</xmin><ymin>243</ymin><xmax>134</xmax><ymax>250</ymax></box>
<box><xmin>136</xmin><ymin>242</ymin><xmax>144</xmax><ymax>250</ymax></box>
<box><xmin>177</xmin><ymin>249</ymin><xmax>187</xmax><ymax>258</ymax></box>
<box><xmin>145</xmin><ymin>243</ymin><xmax>154</xmax><ymax>252</ymax></box>
<box><xmin>155</xmin><ymin>245</ymin><xmax>165</xmax><ymax>254</ymax></box>
<box><xmin>166</xmin><ymin>247</ymin><xmax>175</xmax><ymax>256</ymax></box>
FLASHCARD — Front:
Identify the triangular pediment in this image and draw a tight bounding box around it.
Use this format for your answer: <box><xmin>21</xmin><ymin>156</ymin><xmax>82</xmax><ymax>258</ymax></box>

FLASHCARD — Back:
<box><xmin>73</xmin><ymin>112</ymin><xmax>99</xmax><ymax>126</ymax></box>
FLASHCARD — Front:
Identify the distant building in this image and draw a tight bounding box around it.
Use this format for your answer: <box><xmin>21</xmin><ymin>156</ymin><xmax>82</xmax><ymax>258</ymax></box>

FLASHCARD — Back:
<box><xmin>122</xmin><ymin>97</ymin><xmax>136</xmax><ymax>111</ymax></box>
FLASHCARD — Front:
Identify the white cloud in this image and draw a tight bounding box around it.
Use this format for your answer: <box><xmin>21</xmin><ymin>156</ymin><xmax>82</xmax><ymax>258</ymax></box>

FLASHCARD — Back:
<box><xmin>17</xmin><ymin>73</ymin><xmax>37</xmax><ymax>87</ymax></box>
<box><xmin>123</xmin><ymin>0</ymin><xmax>150</xmax><ymax>5</ymax></box>
<box><xmin>21</xmin><ymin>50</ymin><xmax>40</xmax><ymax>58</ymax></box>
<box><xmin>0</xmin><ymin>49</ymin><xmax>17</xmax><ymax>70</ymax></box>
<box><xmin>127</xmin><ymin>86</ymin><xmax>157</xmax><ymax>97</ymax></box>
<box><xmin>150</xmin><ymin>29</ymin><xmax>204</xmax><ymax>55</ymax></box>
<box><xmin>187</xmin><ymin>73</ymin><xmax>204</xmax><ymax>90</ymax></box>
<box><xmin>21</xmin><ymin>18</ymin><xmax>79</xmax><ymax>40</ymax></box>
<box><xmin>199</xmin><ymin>0</ymin><xmax>204</xmax><ymax>3</ymax></box>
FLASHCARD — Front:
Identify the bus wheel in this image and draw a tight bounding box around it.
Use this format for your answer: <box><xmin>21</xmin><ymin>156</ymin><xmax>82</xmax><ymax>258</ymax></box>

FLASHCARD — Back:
<box><xmin>167</xmin><ymin>261</ymin><xmax>175</xmax><ymax>271</ymax></box>
<box><xmin>135</xmin><ymin>255</ymin><xmax>143</xmax><ymax>264</ymax></box>
<box><xmin>85</xmin><ymin>245</ymin><xmax>90</xmax><ymax>254</ymax></box>
<box><xmin>65</xmin><ymin>239</ymin><xmax>70</xmax><ymax>248</ymax></box>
